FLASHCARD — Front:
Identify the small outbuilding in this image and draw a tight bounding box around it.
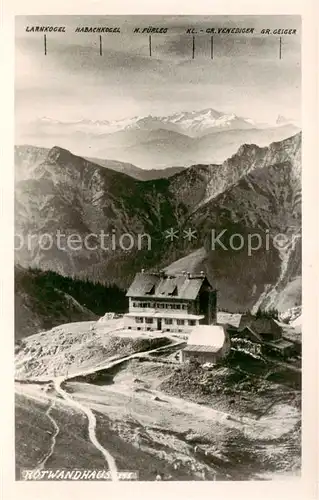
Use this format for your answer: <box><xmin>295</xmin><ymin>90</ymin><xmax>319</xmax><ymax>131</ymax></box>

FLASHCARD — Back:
<box><xmin>219</xmin><ymin>312</ymin><xmax>296</xmax><ymax>357</ymax></box>
<box><xmin>180</xmin><ymin>324</ymin><xmax>230</xmax><ymax>364</ymax></box>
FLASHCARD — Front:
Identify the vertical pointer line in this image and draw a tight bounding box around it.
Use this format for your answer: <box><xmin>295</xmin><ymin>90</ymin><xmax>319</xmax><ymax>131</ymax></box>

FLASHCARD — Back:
<box><xmin>44</xmin><ymin>34</ymin><xmax>47</xmax><ymax>55</ymax></box>
<box><xmin>149</xmin><ymin>35</ymin><xmax>152</xmax><ymax>57</ymax></box>
<box><xmin>279</xmin><ymin>37</ymin><xmax>282</xmax><ymax>60</ymax></box>
<box><xmin>192</xmin><ymin>35</ymin><xmax>195</xmax><ymax>59</ymax></box>
<box><xmin>211</xmin><ymin>35</ymin><xmax>214</xmax><ymax>59</ymax></box>
<box><xmin>99</xmin><ymin>35</ymin><xmax>102</xmax><ymax>56</ymax></box>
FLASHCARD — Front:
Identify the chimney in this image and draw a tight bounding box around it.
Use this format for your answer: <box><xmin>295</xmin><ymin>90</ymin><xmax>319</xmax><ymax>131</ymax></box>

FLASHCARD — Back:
<box><xmin>207</xmin><ymin>290</ymin><xmax>217</xmax><ymax>325</ymax></box>
<box><xmin>141</xmin><ymin>268</ymin><xmax>145</xmax><ymax>274</ymax></box>
<box><xmin>187</xmin><ymin>272</ymin><xmax>191</xmax><ymax>279</ymax></box>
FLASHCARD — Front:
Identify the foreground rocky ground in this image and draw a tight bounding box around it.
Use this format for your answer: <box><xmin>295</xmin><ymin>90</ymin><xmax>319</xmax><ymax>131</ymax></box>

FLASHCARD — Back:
<box><xmin>15</xmin><ymin>319</ymin><xmax>301</xmax><ymax>481</ymax></box>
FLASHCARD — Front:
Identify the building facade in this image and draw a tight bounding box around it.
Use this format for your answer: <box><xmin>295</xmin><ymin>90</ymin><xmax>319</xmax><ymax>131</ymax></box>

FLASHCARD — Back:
<box><xmin>124</xmin><ymin>270</ymin><xmax>217</xmax><ymax>334</ymax></box>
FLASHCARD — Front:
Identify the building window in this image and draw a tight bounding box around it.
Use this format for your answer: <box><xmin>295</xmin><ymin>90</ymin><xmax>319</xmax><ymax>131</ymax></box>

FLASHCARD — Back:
<box><xmin>176</xmin><ymin>304</ymin><xmax>181</xmax><ymax>309</ymax></box>
<box><xmin>145</xmin><ymin>318</ymin><xmax>153</xmax><ymax>324</ymax></box>
<box><xmin>188</xmin><ymin>320</ymin><xmax>196</xmax><ymax>326</ymax></box>
<box><xmin>135</xmin><ymin>317</ymin><xmax>143</xmax><ymax>324</ymax></box>
<box><xmin>182</xmin><ymin>305</ymin><xmax>187</xmax><ymax>310</ymax></box>
<box><xmin>177</xmin><ymin>319</ymin><xmax>185</xmax><ymax>325</ymax></box>
<box><xmin>165</xmin><ymin>318</ymin><xmax>173</xmax><ymax>325</ymax></box>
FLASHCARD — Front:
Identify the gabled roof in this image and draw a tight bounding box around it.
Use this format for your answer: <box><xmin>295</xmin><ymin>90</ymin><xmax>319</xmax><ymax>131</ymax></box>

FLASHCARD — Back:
<box><xmin>217</xmin><ymin>312</ymin><xmax>242</xmax><ymax>328</ymax></box>
<box><xmin>238</xmin><ymin>314</ymin><xmax>282</xmax><ymax>337</ymax></box>
<box><xmin>126</xmin><ymin>272</ymin><xmax>213</xmax><ymax>300</ymax></box>
<box><xmin>239</xmin><ymin>325</ymin><xmax>263</xmax><ymax>343</ymax></box>
<box><xmin>126</xmin><ymin>272</ymin><xmax>159</xmax><ymax>298</ymax></box>
<box><xmin>183</xmin><ymin>325</ymin><xmax>226</xmax><ymax>353</ymax></box>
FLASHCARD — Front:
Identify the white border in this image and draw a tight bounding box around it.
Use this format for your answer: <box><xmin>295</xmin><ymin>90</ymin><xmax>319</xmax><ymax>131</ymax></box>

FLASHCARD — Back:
<box><xmin>1</xmin><ymin>1</ymin><xmax>318</xmax><ymax>500</ymax></box>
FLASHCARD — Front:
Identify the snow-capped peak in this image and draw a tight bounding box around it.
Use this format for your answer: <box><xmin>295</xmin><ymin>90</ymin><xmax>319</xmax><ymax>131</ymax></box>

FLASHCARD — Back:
<box><xmin>35</xmin><ymin>108</ymin><xmax>263</xmax><ymax>138</ymax></box>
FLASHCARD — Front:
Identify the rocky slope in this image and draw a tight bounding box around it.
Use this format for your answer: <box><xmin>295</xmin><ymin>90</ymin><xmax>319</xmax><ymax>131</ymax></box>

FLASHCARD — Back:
<box><xmin>15</xmin><ymin>133</ymin><xmax>301</xmax><ymax>312</ymax></box>
<box><xmin>166</xmin><ymin>134</ymin><xmax>301</xmax><ymax>311</ymax></box>
<box><xmin>15</xmin><ymin>145</ymin><xmax>49</xmax><ymax>182</ymax></box>
<box><xmin>15</xmin><ymin>146</ymin><xmax>178</xmax><ymax>278</ymax></box>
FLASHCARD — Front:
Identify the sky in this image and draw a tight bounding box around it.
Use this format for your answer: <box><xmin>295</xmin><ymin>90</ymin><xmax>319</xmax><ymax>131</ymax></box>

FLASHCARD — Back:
<box><xmin>15</xmin><ymin>15</ymin><xmax>301</xmax><ymax>129</ymax></box>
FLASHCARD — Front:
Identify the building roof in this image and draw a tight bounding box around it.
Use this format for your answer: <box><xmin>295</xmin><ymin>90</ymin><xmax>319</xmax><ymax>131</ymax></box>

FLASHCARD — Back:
<box><xmin>182</xmin><ymin>344</ymin><xmax>221</xmax><ymax>353</ymax></box>
<box><xmin>238</xmin><ymin>314</ymin><xmax>282</xmax><ymax>337</ymax></box>
<box><xmin>183</xmin><ymin>325</ymin><xmax>227</xmax><ymax>353</ymax></box>
<box><xmin>126</xmin><ymin>271</ymin><xmax>213</xmax><ymax>300</ymax></box>
<box><xmin>217</xmin><ymin>312</ymin><xmax>242</xmax><ymax>328</ymax></box>
<box><xmin>239</xmin><ymin>325</ymin><xmax>263</xmax><ymax>343</ymax></box>
<box><xmin>126</xmin><ymin>272</ymin><xmax>159</xmax><ymax>297</ymax></box>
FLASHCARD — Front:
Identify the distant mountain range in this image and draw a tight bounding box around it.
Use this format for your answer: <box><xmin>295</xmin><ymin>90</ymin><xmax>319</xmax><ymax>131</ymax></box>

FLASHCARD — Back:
<box><xmin>17</xmin><ymin>108</ymin><xmax>300</xmax><ymax>169</ymax></box>
<box><xmin>15</xmin><ymin>133</ymin><xmax>301</xmax><ymax>313</ymax></box>
<box><xmin>276</xmin><ymin>114</ymin><xmax>299</xmax><ymax>127</ymax></box>
<box><xmin>35</xmin><ymin>109</ymin><xmax>262</xmax><ymax>137</ymax></box>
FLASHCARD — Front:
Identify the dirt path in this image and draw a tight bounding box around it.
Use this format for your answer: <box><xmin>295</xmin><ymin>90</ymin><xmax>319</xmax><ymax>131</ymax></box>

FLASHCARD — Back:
<box><xmin>15</xmin><ymin>338</ymin><xmax>202</xmax><ymax>481</ymax></box>
<box><xmin>54</xmin><ymin>377</ymin><xmax>119</xmax><ymax>481</ymax></box>
<box><xmin>48</xmin><ymin>341</ymin><xmax>185</xmax><ymax>481</ymax></box>
<box><xmin>37</xmin><ymin>400</ymin><xmax>60</xmax><ymax>469</ymax></box>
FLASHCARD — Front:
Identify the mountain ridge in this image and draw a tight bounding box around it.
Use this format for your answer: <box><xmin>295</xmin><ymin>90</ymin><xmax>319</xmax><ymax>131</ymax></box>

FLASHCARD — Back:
<box><xmin>15</xmin><ymin>145</ymin><xmax>185</xmax><ymax>181</ymax></box>
<box><xmin>15</xmin><ymin>133</ymin><xmax>301</xmax><ymax>313</ymax></box>
<box><xmin>32</xmin><ymin>107</ymin><xmax>298</xmax><ymax>138</ymax></box>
